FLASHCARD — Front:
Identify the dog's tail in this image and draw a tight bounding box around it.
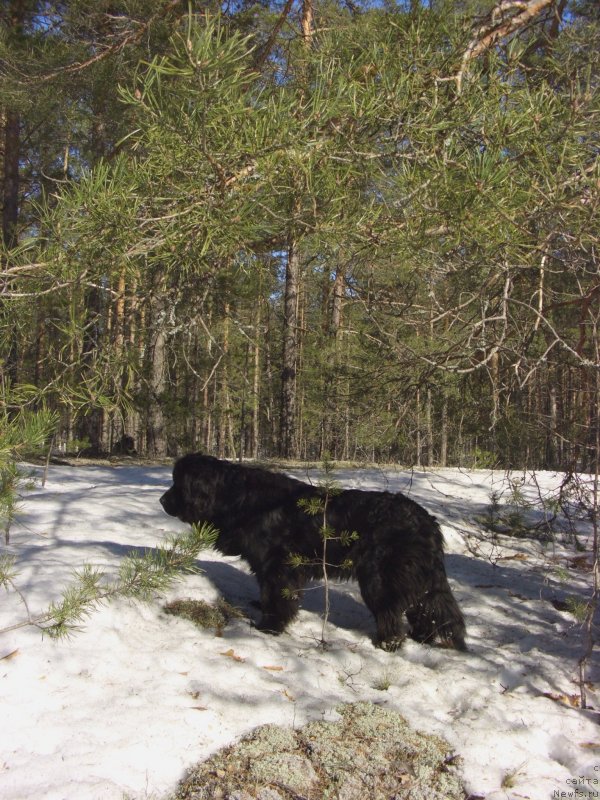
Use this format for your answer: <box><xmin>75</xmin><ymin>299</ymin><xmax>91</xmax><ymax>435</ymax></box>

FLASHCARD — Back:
<box><xmin>407</xmin><ymin>552</ymin><xmax>467</xmax><ymax>651</ymax></box>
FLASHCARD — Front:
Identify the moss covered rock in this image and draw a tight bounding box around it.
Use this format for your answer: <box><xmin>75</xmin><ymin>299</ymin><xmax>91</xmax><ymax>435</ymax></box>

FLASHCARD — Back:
<box><xmin>175</xmin><ymin>702</ymin><xmax>465</xmax><ymax>800</ymax></box>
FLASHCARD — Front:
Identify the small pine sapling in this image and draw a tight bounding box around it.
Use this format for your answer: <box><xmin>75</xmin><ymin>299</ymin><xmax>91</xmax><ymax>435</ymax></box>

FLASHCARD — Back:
<box><xmin>290</xmin><ymin>458</ymin><xmax>358</xmax><ymax>647</ymax></box>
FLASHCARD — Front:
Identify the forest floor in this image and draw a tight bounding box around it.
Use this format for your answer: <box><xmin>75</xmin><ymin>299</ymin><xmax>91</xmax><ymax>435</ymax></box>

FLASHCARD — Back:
<box><xmin>0</xmin><ymin>461</ymin><xmax>598</xmax><ymax>799</ymax></box>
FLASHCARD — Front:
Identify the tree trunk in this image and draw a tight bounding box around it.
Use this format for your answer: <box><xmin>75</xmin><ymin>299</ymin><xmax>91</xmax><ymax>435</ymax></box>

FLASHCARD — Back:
<box><xmin>426</xmin><ymin>387</ymin><xmax>434</xmax><ymax>467</ymax></box>
<box><xmin>301</xmin><ymin>0</ymin><xmax>314</xmax><ymax>45</ymax></box>
<box><xmin>145</xmin><ymin>289</ymin><xmax>168</xmax><ymax>457</ymax></box>
<box><xmin>440</xmin><ymin>396</ymin><xmax>448</xmax><ymax>467</ymax></box>
<box><xmin>218</xmin><ymin>303</ymin><xmax>236</xmax><ymax>459</ymax></box>
<box><xmin>76</xmin><ymin>286</ymin><xmax>105</xmax><ymax>453</ymax></box>
<box><xmin>321</xmin><ymin>265</ymin><xmax>346</xmax><ymax>458</ymax></box>
<box><xmin>280</xmin><ymin>243</ymin><xmax>300</xmax><ymax>459</ymax></box>
<box><xmin>251</xmin><ymin>300</ymin><xmax>262</xmax><ymax>459</ymax></box>
<box><xmin>415</xmin><ymin>388</ymin><xmax>422</xmax><ymax>468</ymax></box>
<box><xmin>2</xmin><ymin>110</ymin><xmax>19</xmax><ymax>252</ymax></box>
<box><xmin>1</xmin><ymin>105</ymin><xmax>21</xmax><ymax>382</ymax></box>
<box><xmin>548</xmin><ymin>380</ymin><xmax>558</xmax><ymax>468</ymax></box>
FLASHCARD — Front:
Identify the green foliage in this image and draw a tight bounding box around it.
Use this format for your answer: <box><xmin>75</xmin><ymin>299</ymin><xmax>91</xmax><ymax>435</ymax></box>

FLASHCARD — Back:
<box><xmin>298</xmin><ymin>495</ymin><xmax>328</xmax><ymax>517</ymax></box>
<box><xmin>0</xmin><ymin>553</ymin><xmax>18</xmax><ymax>591</ymax></box>
<box><xmin>38</xmin><ymin>522</ymin><xmax>220</xmax><ymax>639</ymax></box>
<box><xmin>565</xmin><ymin>596</ymin><xmax>590</xmax><ymax>623</ymax></box>
<box><xmin>0</xmin><ymin>405</ymin><xmax>57</xmax><ymax>457</ymax></box>
<box><xmin>0</xmin><ymin>399</ymin><xmax>57</xmax><ymax>542</ymax></box>
<box><xmin>478</xmin><ymin>472</ymin><xmax>596</xmax><ymax>545</ymax></box>
<box><xmin>295</xmin><ymin>462</ymin><xmax>357</xmax><ymax>563</ymax></box>
<box><xmin>0</xmin><ymin>460</ymin><xmax>20</xmax><ymax>536</ymax></box>
<box><xmin>467</xmin><ymin>448</ymin><xmax>498</xmax><ymax>470</ymax></box>
<box><xmin>371</xmin><ymin>672</ymin><xmax>393</xmax><ymax>691</ymax></box>
<box><xmin>2</xmin><ymin>3</ymin><xmax>599</xmax><ymax>467</ymax></box>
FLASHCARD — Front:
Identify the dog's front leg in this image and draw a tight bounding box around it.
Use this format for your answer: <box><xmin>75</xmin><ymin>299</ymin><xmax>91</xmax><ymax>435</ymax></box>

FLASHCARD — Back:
<box><xmin>255</xmin><ymin>563</ymin><xmax>304</xmax><ymax>635</ymax></box>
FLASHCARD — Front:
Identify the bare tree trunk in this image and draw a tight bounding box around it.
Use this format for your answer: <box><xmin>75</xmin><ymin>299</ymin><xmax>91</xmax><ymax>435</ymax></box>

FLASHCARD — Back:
<box><xmin>548</xmin><ymin>380</ymin><xmax>558</xmax><ymax>468</ymax></box>
<box><xmin>276</xmin><ymin>0</ymin><xmax>312</xmax><ymax>460</ymax></box>
<box><xmin>145</xmin><ymin>288</ymin><xmax>168</xmax><ymax>457</ymax></box>
<box><xmin>325</xmin><ymin>266</ymin><xmax>346</xmax><ymax>458</ymax></box>
<box><xmin>251</xmin><ymin>301</ymin><xmax>262</xmax><ymax>458</ymax></box>
<box><xmin>280</xmin><ymin>243</ymin><xmax>300</xmax><ymax>459</ymax></box>
<box><xmin>455</xmin><ymin>0</ymin><xmax>555</xmax><ymax>91</ymax></box>
<box><xmin>202</xmin><ymin>308</ymin><xmax>214</xmax><ymax>453</ymax></box>
<box><xmin>331</xmin><ymin>267</ymin><xmax>344</xmax><ymax>334</ymax></box>
<box><xmin>2</xmin><ymin>110</ymin><xmax>19</xmax><ymax>253</ymax></box>
<box><xmin>415</xmin><ymin>388</ymin><xmax>422</xmax><ymax>468</ymax></box>
<box><xmin>301</xmin><ymin>0</ymin><xmax>314</xmax><ymax>46</ymax></box>
<box><xmin>33</xmin><ymin>309</ymin><xmax>46</xmax><ymax>387</ymax></box>
<box><xmin>426</xmin><ymin>387</ymin><xmax>434</xmax><ymax>467</ymax></box>
<box><xmin>218</xmin><ymin>303</ymin><xmax>236</xmax><ymax>459</ymax></box>
<box><xmin>77</xmin><ymin>285</ymin><xmax>105</xmax><ymax>453</ymax></box>
<box><xmin>264</xmin><ymin>306</ymin><xmax>276</xmax><ymax>454</ymax></box>
<box><xmin>440</xmin><ymin>396</ymin><xmax>448</xmax><ymax>467</ymax></box>
<box><xmin>128</xmin><ymin>270</ymin><xmax>141</xmax><ymax>451</ymax></box>
<box><xmin>114</xmin><ymin>268</ymin><xmax>127</xmax><ymax>353</ymax></box>
<box><xmin>1</xmin><ymin>106</ymin><xmax>21</xmax><ymax>383</ymax></box>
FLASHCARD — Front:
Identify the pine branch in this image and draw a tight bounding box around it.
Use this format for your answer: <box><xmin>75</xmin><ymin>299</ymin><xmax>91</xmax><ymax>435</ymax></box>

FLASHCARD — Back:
<box><xmin>454</xmin><ymin>0</ymin><xmax>555</xmax><ymax>92</ymax></box>
<box><xmin>250</xmin><ymin>0</ymin><xmax>296</xmax><ymax>75</ymax></box>
<box><xmin>13</xmin><ymin>0</ymin><xmax>183</xmax><ymax>86</ymax></box>
<box><xmin>0</xmin><ymin>523</ymin><xmax>219</xmax><ymax>639</ymax></box>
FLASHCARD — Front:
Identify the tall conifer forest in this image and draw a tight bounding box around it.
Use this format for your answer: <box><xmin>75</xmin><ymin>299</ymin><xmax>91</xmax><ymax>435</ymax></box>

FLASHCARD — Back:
<box><xmin>1</xmin><ymin>0</ymin><xmax>599</xmax><ymax>468</ymax></box>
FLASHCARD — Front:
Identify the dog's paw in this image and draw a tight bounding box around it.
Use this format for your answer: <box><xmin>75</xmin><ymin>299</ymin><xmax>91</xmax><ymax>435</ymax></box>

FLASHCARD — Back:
<box><xmin>376</xmin><ymin>635</ymin><xmax>405</xmax><ymax>653</ymax></box>
<box><xmin>255</xmin><ymin>619</ymin><xmax>284</xmax><ymax>635</ymax></box>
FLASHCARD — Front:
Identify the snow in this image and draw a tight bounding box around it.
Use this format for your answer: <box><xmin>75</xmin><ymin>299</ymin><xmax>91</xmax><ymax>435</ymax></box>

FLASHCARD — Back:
<box><xmin>1</xmin><ymin>462</ymin><xmax>598</xmax><ymax>800</ymax></box>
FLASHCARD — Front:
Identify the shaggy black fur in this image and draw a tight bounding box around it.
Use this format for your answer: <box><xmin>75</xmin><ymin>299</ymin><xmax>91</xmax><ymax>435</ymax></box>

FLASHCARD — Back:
<box><xmin>160</xmin><ymin>454</ymin><xmax>466</xmax><ymax>651</ymax></box>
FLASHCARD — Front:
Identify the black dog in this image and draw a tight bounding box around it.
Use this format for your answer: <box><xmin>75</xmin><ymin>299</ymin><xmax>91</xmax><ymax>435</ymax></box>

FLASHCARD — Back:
<box><xmin>160</xmin><ymin>454</ymin><xmax>466</xmax><ymax>651</ymax></box>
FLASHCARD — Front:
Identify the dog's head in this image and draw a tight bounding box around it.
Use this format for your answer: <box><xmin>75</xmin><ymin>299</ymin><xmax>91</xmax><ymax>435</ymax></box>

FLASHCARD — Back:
<box><xmin>160</xmin><ymin>453</ymin><xmax>224</xmax><ymax>524</ymax></box>
<box><xmin>160</xmin><ymin>453</ymin><xmax>306</xmax><ymax>526</ymax></box>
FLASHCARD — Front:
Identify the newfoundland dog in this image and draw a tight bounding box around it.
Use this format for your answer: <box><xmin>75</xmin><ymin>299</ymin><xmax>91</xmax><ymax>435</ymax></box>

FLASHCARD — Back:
<box><xmin>160</xmin><ymin>454</ymin><xmax>466</xmax><ymax>651</ymax></box>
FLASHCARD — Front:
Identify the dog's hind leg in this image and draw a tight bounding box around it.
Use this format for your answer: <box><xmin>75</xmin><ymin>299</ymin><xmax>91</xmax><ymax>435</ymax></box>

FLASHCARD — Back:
<box><xmin>406</xmin><ymin>565</ymin><xmax>466</xmax><ymax>651</ymax></box>
<box><xmin>372</xmin><ymin>608</ymin><xmax>407</xmax><ymax>652</ymax></box>
<box><xmin>356</xmin><ymin>570</ymin><xmax>409</xmax><ymax>652</ymax></box>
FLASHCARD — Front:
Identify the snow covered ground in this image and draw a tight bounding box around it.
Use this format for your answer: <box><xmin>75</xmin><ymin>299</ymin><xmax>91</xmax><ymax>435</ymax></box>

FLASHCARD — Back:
<box><xmin>0</xmin><ymin>461</ymin><xmax>598</xmax><ymax>800</ymax></box>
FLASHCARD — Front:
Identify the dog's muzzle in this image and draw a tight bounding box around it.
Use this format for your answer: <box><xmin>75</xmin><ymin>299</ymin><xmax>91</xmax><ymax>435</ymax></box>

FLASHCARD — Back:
<box><xmin>160</xmin><ymin>491</ymin><xmax>176</xmax><ymax>516</ymax></box>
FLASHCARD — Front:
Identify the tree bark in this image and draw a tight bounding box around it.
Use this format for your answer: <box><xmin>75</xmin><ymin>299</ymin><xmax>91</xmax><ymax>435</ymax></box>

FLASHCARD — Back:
<box><xmin>426</xmin><ymin>387</ymin><xmax>434</xmax><ymax>467</ymax></box>
<box><xmin>280</xmin><ymin>243</ymin><xmax>300</xmax><ymax>459</ymax></box>
<box><xmin>456</xmin><ymin>0</ymin><xmax>555</xmax><ymax>91</ymax></box>
<box><xmin>301</xmin><ymin>0</ymin><xmax>314</xmax><ymax>46</ymax></box>
<box><xmin>2</xmin><ymin>110</ymin><xmax>19</xmax><ymax>253</ymax></box>
<box><xmin>251</xmin><ymin>300</ymin><xmax>262</xmax><ymax>459</ymax></box>
<box><xmin>218</xmin><ymin>303</ymin><xmax>236</xmax><ymax>459</ymax></box>
<box><xmin>440</xmin><ymin>396</ymin><xmax>448</xmax><ymax>468</ymax></box>
<box><xmin>1</xmin><ymin>0</ymin><xmax>24</xmax><ymax>381</ymax></box>
<box><xmin>145</xmin><ymin>289</ymin><xmax>168</xmax><ymax>457</ymax></box>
